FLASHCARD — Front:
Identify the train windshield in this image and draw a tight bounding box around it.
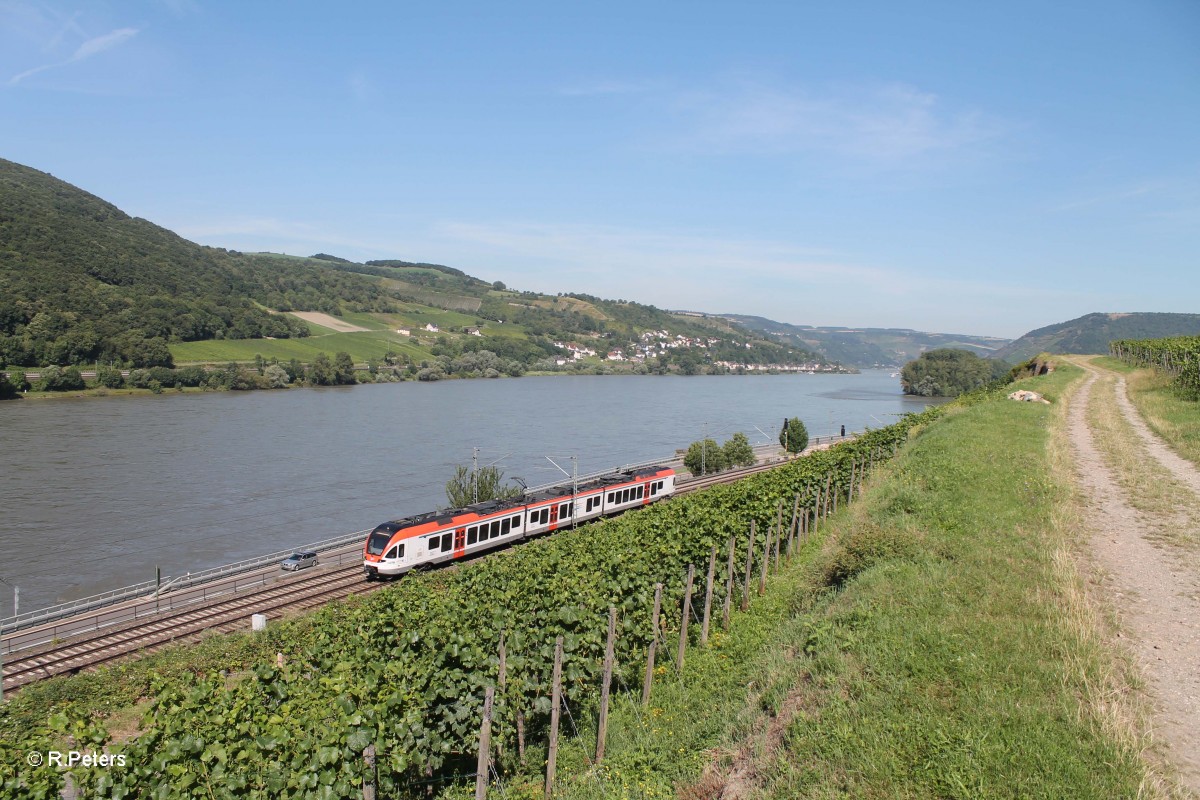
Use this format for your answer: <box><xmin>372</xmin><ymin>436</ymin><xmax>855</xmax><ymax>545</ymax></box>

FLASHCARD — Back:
<box><xmin>366</xmin><ymin>528</ymin><xmax>393</xmax><ymax>556</ymax></box>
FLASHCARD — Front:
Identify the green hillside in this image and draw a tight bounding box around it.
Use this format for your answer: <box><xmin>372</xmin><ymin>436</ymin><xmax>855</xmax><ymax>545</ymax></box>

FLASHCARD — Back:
<box><xmin>0</xmin><ymin>157</ymin><xmax>835</xmax><ymax>377</ymax></box>
<box><xmin>0</xmin><ymin>158</ymin><xmax>394</xmax><ymax>368</ymax></box>
<box><xmin>993</xmin><ymin>312</ymin><xmax>1200</xmax><ymax>363</ymax></box>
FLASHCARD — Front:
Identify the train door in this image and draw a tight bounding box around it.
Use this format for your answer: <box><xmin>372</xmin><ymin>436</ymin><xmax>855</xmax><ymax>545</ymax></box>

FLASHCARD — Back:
<box><xmin>453</xmin><ymin>527</ymin><xmax>466</xmax><ymax>558</ymax></box>
<box><xmin>548</xmin><ymin>503</ymin><xmax>559</xmax><ymax>533</ymax></box>
<box><xmin>642</xmin><ymin>480</ymin><xmax>652</xmax><ymax>506</ymax></box>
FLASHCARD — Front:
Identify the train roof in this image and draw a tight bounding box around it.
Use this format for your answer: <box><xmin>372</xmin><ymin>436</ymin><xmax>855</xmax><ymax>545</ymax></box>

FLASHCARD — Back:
<box><xmin>376</xmin><ymin>465</ymin><xmax>673</xmax><ymax>530</ymax></box>
<box><xmin>525</xmin><ymin>465</ymin><xmax>672</xmax><ymax>502</ymax></box>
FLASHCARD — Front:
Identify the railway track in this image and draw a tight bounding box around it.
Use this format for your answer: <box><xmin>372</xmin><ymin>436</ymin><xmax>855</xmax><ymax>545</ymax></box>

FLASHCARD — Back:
<box><xmin>1</xmin><ymin>565</ymin><xmax>381</xmax><ymax>692</ymax></box>
<box><xmin>2</xmin><ymin>451</ymin><xmax>821</xmax><ymax>693</ymax></box>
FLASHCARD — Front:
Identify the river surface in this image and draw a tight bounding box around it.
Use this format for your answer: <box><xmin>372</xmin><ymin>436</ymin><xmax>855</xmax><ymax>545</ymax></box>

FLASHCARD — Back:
<box><xmin>0</xmin><ymin>371</ymin><xmax>932</xmax><ymax>614</ymax></box>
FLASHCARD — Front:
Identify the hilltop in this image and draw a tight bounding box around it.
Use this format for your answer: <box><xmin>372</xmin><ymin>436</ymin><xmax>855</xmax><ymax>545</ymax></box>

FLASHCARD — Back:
<box><xmin>992</xmin><ymin>312</ymin><xmax>1200</xmax><ymax>363</ymax></box>
<box><xmin>0</xmin><ymin>158</ymin><xmax>834</xmax><ymax>377</ymax></box>
<box><xmin>714</xmin><ymin>313</ymin><xmax>1010</xmax><ymax>367</ymax></box>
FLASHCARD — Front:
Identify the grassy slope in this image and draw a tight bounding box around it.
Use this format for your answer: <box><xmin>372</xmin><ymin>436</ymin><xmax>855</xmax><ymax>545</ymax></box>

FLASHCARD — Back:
<box><xmin>540</xmin><ymin>365</ymin><xmax>1151</xmax><ymax>799</ymax></box>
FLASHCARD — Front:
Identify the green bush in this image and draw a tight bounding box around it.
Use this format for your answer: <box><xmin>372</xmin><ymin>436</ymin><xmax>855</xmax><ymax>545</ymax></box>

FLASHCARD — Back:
<box><xmin>95</xmin><ymin>365</ymin><xmax>124</xmax><ymax>388</ymax></box>
<box><xmin>37</xmin><ymin>365</ymin><xmax>85</xmax><ymax>391</ymax></box>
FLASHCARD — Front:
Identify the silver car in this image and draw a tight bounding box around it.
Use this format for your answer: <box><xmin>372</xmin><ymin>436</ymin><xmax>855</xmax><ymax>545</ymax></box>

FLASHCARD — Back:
<box><xmin>280</xmin><ymin>551</ymin><xmax>318</xmax><ymax>571</ymax></box>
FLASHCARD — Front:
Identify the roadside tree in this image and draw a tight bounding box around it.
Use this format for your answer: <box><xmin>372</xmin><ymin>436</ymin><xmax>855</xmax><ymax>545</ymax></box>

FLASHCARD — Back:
<box><xmin>780</xmin><ymin>417</ymin><xmax>809</xmax><ymax>454</ymax></box>
<box><xmin>723</xmin><ymin>432</ymin><xmax>757</xmax><ymax>467</ymax></box>
<box><xmin>684</xmin><ymin>438</ymin><xmax>727</xmax><ymax>476</ymax></box>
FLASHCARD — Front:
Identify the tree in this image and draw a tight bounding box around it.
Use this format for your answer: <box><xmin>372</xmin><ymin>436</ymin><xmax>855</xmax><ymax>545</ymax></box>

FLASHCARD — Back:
<box><xmin>445</xmin><ymin>464</ymin><xmax>523</xmax><ymax>507</ymax></box>
<box><xmin>684</xmin><ymin>438</ymin><xmax>727</xmax><ymax>476</ymax></box>
<box><xmin>900</xmin><ymin>348</ymin><xmax>998</xmax><ymax>397</ymax></box>
<box><xmin>722</xmin><ymin>432</ymin><xmax>756</xmax><ymax>467</ymax></box>
<box><xmin>307</xmin><ymin>353</ymin><xmax>335</xmax><ymax>385</ymax></box>
<box><xmin>780</xmin><ymin>417</ymin><xmax>808</xmax><ymax>454</ymax></box>
<box><xmin>333</xmin><ymin>351</ymin><xmax>356</xmax><ymax>385</ymax></box>
<box><xmin>0</xmin><ymin>372</ymin><xmax>16</xmax><ymax>400</ymax></box>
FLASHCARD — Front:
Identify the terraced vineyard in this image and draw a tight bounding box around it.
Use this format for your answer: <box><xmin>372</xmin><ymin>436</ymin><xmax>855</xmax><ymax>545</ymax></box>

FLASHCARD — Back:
<box><xmin>1</xmin><ymin>410</ymin><xmax>937</xmax><ymax>798</ymax></box>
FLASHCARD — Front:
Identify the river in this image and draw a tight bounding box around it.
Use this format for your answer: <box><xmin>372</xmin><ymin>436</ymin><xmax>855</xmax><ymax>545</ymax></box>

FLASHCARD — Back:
<box><xmin>0</xmin><ymin>371</ymin><xmax>932</xmax><ymax>614</ymax></box>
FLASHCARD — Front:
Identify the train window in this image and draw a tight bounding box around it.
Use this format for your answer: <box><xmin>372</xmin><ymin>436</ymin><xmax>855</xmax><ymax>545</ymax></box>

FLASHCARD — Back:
<box><xmin>468</xmin><ymin>528</ymin><xmax>478</xmax><ymax>545</ymax></box>
<box><xmin>386</xmin><ymin>545</ymin><xmax>399</xmax><ymax>559</ymax></box>
<box><xmin>540</xmin><ymin>508</ymin><xmax>550</xmax><ymax>524</ymax></box>
<box><xmin>607</xmin><ymin>492</ymin><xmax>615</xmax><ymax>503</ymax></box>
<box><xmin>650</xmin><ymin>483</ymin><xmax>658</xmax><ymax>496</ymax></box>
<box><xmin>491</xmin><ymin>520</ymin><xmax>500</xmax><ymax>538</ymax></box>
<box><xmin>441</xmin><ymin>533</ymin><xmax>452</xmax><ymax>552</ymax></box>
<box><xmin>398</xmin><ymin>544</ymin><xmax>404</xmax><ymax>558</ymax></box>
<box><xmin>428</xmin><ymin>537</ymin><xmax>438</xmax><ymax>552</ymax></box>
<box><xmin>512</xmin><ymin>515</ymin><xmax>521</xmax><ymax>527</ymax></box>
<box><xmin>621</xmin><ymin>489</ymin><xmax>629</xmax><ymax>503</ymax></box>
<box><xmin>367</xmin><ymin>528</ymin><xmax>393</xmax><ymax>556</ymax></box>
<box><xmin>637</xmin><ymin>486</ymin><xmax>644</xmax><ymax>499</ymax></box>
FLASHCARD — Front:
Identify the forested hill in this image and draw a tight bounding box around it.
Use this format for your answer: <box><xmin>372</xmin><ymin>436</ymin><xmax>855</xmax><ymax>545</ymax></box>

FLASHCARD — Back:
<box><xmin>717</xmin><ymin>314</ymin><xmax>1010</xmax><ymax>368</ymax></box>
<box><xmin>0</xmin><ymin>158</ymin><xmax>394</xmax><ymax>367</ymax></box>
<box><xmin>0</xmin><ymin>158</ymin><xmax>834</xmax><ymax>374</ymax></box>
<box><xmin>992</xmin><ymin>312</ymin><xmax>1200</xmax><ymax>363</ymax></box>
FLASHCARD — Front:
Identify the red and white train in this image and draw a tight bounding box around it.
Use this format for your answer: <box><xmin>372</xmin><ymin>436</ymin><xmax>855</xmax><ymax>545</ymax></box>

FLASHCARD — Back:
<box><xmin>363</xmin><ymin>465</ymin><xmax>676</xmax><ymax>580</ymax></box>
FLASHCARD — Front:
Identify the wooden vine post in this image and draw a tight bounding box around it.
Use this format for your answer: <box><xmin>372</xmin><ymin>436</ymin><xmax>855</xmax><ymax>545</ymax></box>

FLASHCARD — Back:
<box><xmin>496</xmin><ymin>632</ymin><xmax>506</xmax><ymax>761</ymax></box>
<box><xmin>722</xmin><ymin>536</ymin><xmax>735</xmax><ymax>630</ymax></box>
<box><xmin>642</xmin><ymin>583</ymin><xmax>663</xmax><ymax>706</ymax></box>
<box><xmin>362</xmin><ymin>745</ymin><xmax>377</xmax><ymax>800</ymax></box>
<box><xmin>596</xmin><ymin>607</ymin><xmax>617</xmax><ymax>764</ymax></box>
<box><xmin>788</xmin><ymin>494</ymin><xmax>800</xmax><ymax>556</ymax></box>
<box><xmin>741</xmin><ymin>521</ymin><xmax>755</xmax><ymax>611</ymax></box>
<box><xmin>676</xmin><ymin>564</ymin><xmax>695</xmax><ymax>672</ymax></box>
<box><xmin>758</xmin><ymin>520</ymin><xmax>770</xmax><ymax>595</ymax></box>
<box><xmin>701</xmin><ymin>546</ymin><xmax>717</xmax><ymax>645</ymax></box>
<box><xmin>545</xmin><ymin>636</ymin><xmax>564</xmax><ymax>800</ymax></box>
<box><xmin>773</xmin><ymin>500</ymin><xmax>783</xmax><ymax>570</ymax></box>
<box><xmin>475</xmin><ymin>686</ymin><xmax>495</xmax><ymax>800</ymax></box>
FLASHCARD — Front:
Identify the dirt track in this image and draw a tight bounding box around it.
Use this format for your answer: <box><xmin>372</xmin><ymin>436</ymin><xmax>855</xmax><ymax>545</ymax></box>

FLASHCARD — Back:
<box><xmin>1068</xmin><ymin>361</ymin><xmax>1200</xmax><ymax>794</ymax></box>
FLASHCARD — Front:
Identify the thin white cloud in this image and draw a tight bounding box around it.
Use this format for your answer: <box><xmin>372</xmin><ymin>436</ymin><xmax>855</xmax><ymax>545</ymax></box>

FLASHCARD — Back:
<box><xmin>559</xmin><ymin>79</ymin><xmax>658</xmax><ymax>97</ymax></box>
<box><xmin>424</xmin><ymin>220</ymin><xmax>1078</xmax><ymax>336</ymax></box>
<box><xmin>1050</xmin><ymin>182</ymin><xmax>1162</xmax><ymax>213</ymax></box>
<box><xmin>9</xmin><ymin>25</ymin><xmax>141</xmax><ymax>86</ymax></box>
<box><xmin>666</xmin><ymin>80</ymin><xmax>1004</xmax><ymax>164</ymax></box>
<box><xmin>156</xmin><ymin>0</ymin><xmax>200</xmax><ymax>16</ymax></box>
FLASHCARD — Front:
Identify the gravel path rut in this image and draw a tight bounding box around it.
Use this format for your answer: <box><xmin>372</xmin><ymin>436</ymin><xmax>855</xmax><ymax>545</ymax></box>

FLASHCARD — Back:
<box><xmin>1069</xmin><ymin>364</ymin><xmax>1200</xmax><ymax>793</ymax></box>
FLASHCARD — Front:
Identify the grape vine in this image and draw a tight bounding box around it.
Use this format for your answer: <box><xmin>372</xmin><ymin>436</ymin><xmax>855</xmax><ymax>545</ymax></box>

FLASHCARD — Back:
<box><xmin>1111</xmin><ymin>335</ymin><xmax>1200</xmax><ymax>399</ymax></box>
<box><xmin>2</xmin><ymin>408</ymin><xmax>944</xmax><ymax>798</ymax></box>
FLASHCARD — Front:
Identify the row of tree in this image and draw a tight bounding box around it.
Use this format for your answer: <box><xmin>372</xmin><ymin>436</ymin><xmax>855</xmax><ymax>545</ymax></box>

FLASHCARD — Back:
<box><xmin>0</xmin><ymin>352</ymin><xmax>363</xmax><ymax>396</ymax></box>
<box><xmin>681</xmin><ymin>419</ymin><xmax>809</xmax><ymax>476</ymax></box>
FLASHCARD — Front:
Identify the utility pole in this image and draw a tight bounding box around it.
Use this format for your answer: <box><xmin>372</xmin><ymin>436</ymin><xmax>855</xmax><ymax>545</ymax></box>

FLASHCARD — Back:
<box><xmin>702</xmin><ymin>421</ymin><xmax>707</xmax><ymax>476</ymax></box>
<box><xmin>472</xmin><ymin>447</ymin><xmax>480</xmax><ymax>505</ymax></box>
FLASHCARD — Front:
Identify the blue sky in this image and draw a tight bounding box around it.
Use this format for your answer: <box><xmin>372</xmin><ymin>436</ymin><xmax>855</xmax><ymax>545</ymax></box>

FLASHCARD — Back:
<box><xmin>3</xmin><ymin>1</ymin><xmax>1198</xmax><ymax>338</ymax></box>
